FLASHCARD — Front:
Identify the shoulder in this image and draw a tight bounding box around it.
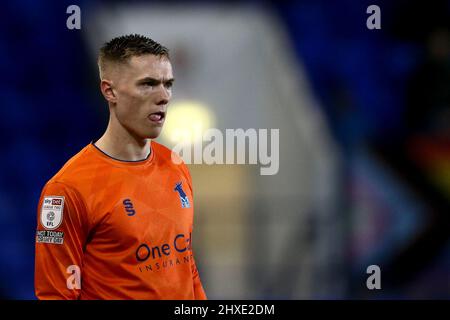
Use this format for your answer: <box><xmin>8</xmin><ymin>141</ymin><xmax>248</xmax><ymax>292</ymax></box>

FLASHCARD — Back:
<box><xmin>152</xmin><ymin>140</ymin><xmax>186</xmax><ymax>168</ymax></box>
<box><xmin>45</xmin><ymin>144</ymin><xmax>98</xmax><ymax>191</ymax></box>
<box><xmin>152</xmin><ymin>140</ymin><xmax>192</xmax><ymax>184</ymax></box>
<box><xmin>151</xmin><ymin>140</ymin><xmax>175</xmax><ymax>160</ymax></box>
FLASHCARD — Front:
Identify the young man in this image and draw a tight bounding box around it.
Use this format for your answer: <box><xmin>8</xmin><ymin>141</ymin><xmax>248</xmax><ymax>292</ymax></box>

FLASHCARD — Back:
<box><xmin>34</xmin><ymin>34</ymin><xmax>207</xmax><ymax>300</ymax></box>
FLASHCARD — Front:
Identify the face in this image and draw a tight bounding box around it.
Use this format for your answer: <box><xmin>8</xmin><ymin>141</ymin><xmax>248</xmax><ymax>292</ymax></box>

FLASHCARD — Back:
<box><xmin>105</xmin><ymin>54</ymin><xmax>174</xmax><ymax>140</ymax></box>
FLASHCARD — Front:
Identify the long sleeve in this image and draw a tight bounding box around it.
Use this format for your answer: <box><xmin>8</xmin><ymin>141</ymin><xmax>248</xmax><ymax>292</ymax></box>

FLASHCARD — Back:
<box><xmin>190</xmin><ymin>249</ymin><xmax>207</xmax><ymax>300</ymax></box>
<box><xmin>35</xmin><ymin>181</ymin><xmax>89</xmax><ymax>300</ymax></box>
<box><xmin>181</xmin><ymin>162</ymin><xmax>207</xmax><ymax>300</ymax></box>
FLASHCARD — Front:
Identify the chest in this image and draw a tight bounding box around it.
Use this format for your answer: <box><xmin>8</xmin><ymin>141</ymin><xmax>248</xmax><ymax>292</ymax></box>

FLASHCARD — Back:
<box><xmin>86</xmin><ymin>169</ymin><xmax>194</xmax><ymax>250</ymax></box>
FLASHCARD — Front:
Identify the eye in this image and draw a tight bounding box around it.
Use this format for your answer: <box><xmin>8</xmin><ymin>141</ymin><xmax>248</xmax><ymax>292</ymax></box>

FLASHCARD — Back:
<box><xmin>165</xmin><ymin>82</ymin><xmax>173</xmax><ymax>89</ymax></box>
<box><xmin>141</xmin><ymin>80</ymin><xmax>158</xmax><ymax>87</ymax></box>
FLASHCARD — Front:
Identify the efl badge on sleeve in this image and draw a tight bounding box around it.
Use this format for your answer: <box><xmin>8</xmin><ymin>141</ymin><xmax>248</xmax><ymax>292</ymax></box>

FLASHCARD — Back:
<box><xmin>40</xmin><ymin>196</ymin><xmax>65</xmax><ymax>230</ymax></box>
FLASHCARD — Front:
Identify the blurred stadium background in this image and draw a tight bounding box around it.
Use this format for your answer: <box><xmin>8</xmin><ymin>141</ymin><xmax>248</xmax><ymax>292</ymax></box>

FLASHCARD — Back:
<box><xmin>0</xmin><ymin>0</ymin><xmax>449</xmax><ymax>299</ymax></box>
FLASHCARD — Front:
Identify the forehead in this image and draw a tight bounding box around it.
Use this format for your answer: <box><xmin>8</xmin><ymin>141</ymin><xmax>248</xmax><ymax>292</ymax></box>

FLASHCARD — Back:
<box><xmin>125</xmin><ymin>54</ymin><xmax>173</xmax><ymax>79</ymax></box>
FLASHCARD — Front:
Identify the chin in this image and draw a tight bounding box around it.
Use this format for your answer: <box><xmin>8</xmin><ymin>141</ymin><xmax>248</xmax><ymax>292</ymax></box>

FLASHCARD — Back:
<box><xmin>145</xmin><ymin>129</ymin><xmax>162</xmax><ymax>140</ymax></box>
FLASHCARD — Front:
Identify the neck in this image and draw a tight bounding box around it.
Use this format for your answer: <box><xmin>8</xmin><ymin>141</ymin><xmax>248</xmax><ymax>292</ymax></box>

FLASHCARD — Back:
<box><xmin>95</xmin><ymin>115</ymin><xmax>150</xmax><ymax>161</ymax></box>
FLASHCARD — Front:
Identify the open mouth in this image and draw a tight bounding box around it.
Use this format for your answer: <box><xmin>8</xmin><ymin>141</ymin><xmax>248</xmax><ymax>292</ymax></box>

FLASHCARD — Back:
<box><xmin>148</xmin><ymin>111</ymin><xmax>166</xmax><ymax>123</ymax></box>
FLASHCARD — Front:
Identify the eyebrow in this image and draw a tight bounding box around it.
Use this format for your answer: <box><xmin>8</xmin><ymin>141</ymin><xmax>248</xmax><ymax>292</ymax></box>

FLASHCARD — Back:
<box><xmin>137</xmin><ymin>77</ymin><xmax>175</xmax><ymax>85</ymax></box>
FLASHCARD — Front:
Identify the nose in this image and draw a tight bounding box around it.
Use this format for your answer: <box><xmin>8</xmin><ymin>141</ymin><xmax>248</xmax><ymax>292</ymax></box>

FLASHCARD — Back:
<box><xmin>156</xmin><ymin>84</ymin><xmax>171</xmax><ymax>106</ymax></box>
<box><xmin>156</xmin><ymin>97</ymin><xmax>169</xmax><ymax>106</ymax></box>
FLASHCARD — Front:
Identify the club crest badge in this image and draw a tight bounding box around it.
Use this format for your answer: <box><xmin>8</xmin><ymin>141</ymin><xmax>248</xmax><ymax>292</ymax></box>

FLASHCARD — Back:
<box><xmin>174</xmin><ymin>182</ymin><xmax>190</xmax><ymax>208</ymax></box>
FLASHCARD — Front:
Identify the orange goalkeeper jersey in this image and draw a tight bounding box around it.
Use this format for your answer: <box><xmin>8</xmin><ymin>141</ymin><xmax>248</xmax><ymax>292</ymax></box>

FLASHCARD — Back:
<box><xmin>34</xmin><ymin>140</ymin><xmax>207</xmax><ymax>300</ymax></box>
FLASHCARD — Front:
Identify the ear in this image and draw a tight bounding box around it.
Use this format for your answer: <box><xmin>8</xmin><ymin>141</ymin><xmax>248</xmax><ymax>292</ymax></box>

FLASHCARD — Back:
<box><xmin>100</xmin><ymin>79</ymin><xmax>117</xmax><ymax>103</ymax></box>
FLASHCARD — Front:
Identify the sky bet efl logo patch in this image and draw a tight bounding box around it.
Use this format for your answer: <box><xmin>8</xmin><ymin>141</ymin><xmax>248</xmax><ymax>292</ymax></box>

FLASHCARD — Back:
<box><xmin>40</xmin><ymin>196</ymin><xmax>64</xmax><ymax>230</ymax></box>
